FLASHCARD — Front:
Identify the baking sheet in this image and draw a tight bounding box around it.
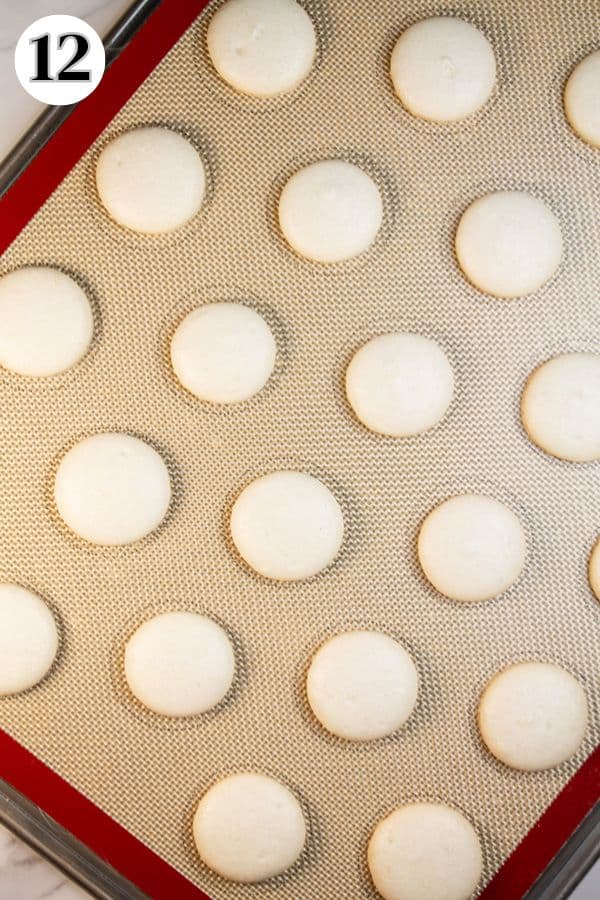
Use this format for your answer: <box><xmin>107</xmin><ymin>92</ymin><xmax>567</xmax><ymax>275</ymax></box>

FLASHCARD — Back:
<box><xmin>0</xmin><ymin>1</ymin><xmax>599</xmax><ymax>897</ymax></box>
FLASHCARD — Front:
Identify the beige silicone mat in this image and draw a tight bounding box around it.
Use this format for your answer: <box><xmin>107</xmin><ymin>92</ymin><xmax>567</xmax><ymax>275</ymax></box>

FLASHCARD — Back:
<box><xmin>1</xmin><ymin>0</ymin><xmax>599</xmax><ymax>896</ymax></box>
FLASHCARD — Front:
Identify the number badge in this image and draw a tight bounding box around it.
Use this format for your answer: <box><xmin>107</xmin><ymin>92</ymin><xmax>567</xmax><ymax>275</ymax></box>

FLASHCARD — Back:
<box><xmin>14</xmin><ymin>15</ymin><xmax>105</xmax><ymax>106</ymax></box>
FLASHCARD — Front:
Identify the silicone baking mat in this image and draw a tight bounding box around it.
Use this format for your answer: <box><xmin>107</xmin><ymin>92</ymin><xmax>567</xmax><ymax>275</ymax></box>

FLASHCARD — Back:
<box><xmin>0</xmin><ymin>1</ymin><xmax>598</xmax><ymax>898</ymax></box>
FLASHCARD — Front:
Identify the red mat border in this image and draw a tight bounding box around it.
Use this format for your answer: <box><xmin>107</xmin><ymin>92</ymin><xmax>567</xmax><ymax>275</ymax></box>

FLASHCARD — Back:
<box><xmin>0</xmin><ymin>0</ymin><xmax>598</xmax><ymax>897</ymax></box>
<box><xmin>0</xmin><ymin>729</ymin><xmax>208</xmax><ymax>899</ymax></box>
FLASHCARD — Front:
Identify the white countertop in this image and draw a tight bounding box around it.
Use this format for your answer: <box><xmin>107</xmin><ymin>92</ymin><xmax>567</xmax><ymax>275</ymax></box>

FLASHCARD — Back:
<box><xmin>0</xmin><ymin>824</ymin><xmax>89</xmax><ymax>899</ymax></box>
<box><xmin>0</xmin><ymin>2</ymin><xmax>597</xmax><ymax>898</ymax></box>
